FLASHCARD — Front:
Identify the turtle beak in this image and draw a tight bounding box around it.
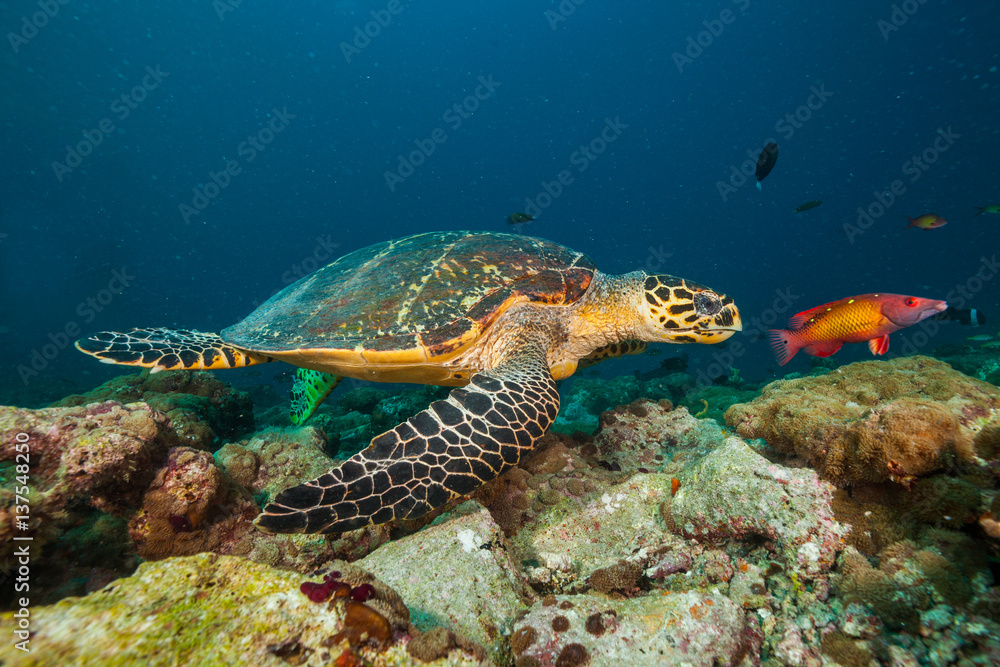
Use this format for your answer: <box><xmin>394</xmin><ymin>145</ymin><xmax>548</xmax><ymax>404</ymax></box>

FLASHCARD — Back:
<box><xmin>676</xmin><ymin>303</ymin><xmax>741</xmax><ymax>344</ymax></box>
<box><xmin>704</xmin><ymin>302</ymin><xmax>742</xmax><ymax>342</ymax></box>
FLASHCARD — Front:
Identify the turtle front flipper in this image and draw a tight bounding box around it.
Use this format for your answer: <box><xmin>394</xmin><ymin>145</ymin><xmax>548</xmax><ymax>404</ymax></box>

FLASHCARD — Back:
<box><xmin>291</xmin><ymin>369</ymin><xmax>343</xmax><ymax>424</ymax></box>
<box><xmin>578</xmin><ymin>340</ymin><xmax>647</xmax><ymax>370</ymax></box>
<box><xmin>255</xmin><ymin>339</ymin><xmax>560</xmax><ymax>534</ymax></box>
<box><xmin>75</xmin><ymin>328</ymin><xmax>273</xmax><ymax>372</ymax></box>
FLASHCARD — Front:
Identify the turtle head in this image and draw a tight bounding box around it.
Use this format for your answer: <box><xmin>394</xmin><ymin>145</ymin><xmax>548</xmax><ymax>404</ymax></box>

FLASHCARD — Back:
<box><xmin>636</xmin><ymin>274</ymin><xmax>741</xmax><ymax>344</ymax></box>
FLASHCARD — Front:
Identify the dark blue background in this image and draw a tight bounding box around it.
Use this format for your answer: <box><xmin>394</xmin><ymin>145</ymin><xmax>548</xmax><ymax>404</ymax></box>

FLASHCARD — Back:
<box><xmin>2</xmin><ymin>0</ymin><xmax>998</xmax><ymax>403</ymax></box>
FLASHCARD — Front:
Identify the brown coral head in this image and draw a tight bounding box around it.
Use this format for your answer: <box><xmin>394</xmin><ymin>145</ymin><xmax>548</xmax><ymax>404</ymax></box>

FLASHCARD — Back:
<box><xmin>509</xmin><ymin>626</ymin><xmax>537</xmax><ymax>656</ymax></box>
<box><xmin>585</xmin><ymin>613</ymin><xmax>605</xmax><ymax>637</ymax></box>
<box><xmin>555</xmin><ymin>642</ymin><xmax>590</xmax><ymax>667</ymax></box>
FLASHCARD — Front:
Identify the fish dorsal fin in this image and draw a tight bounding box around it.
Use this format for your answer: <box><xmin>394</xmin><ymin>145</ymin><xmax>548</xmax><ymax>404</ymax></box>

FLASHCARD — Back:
<box><xmin>868</xmin><ymin>334</ymin><xmax>890</xmax><ymax>356</ymax></box>
<box><xmin>787</xmin><ymin>301</ymin><xmax>842</xmax><ymax>330</ymax></box>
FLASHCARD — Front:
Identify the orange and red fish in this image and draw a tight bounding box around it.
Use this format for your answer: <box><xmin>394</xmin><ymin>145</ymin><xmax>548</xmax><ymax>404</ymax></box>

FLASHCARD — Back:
<box><xmin>904</xmin><ymin>213</ymin><xmax>947</xmax><ymax>230</ymax></box>
<box><xmin>768</xmin><ymin>294</ymin><xmax>947</xmax><ymax>366</ymax></box>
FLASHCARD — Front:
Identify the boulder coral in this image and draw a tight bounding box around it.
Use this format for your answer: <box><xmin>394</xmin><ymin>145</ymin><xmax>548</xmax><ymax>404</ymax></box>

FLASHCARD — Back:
<box><xmin>725</xmin><ymin>356</ymin><xmax>1000</xmax><ymax>485</ymax></box>
<box><xmin>128</xmin><ymin>446</ymin><xmax>259</xmax><ymax>561</ymax></box>
<box><xmin>0</xmin><ymin>401</ymin><xmax>176</xmax><ymax>563</ymax></box>
<box><xmin>54</xmin><ymin>369</ymin><xmax>255</xmax><ymax>446</ymax></box>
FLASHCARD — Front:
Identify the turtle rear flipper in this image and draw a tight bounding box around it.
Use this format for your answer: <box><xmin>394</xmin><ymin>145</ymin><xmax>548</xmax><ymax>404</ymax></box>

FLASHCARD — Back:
<box><xmin>75</xmin><ymin>328</ymin><xmax>273</xmax><ymax>372</ymax></box>
<box><xmin>255</xmin><ymin>338</ymin><xmax>559</xmax><ymax>534</ymax></box>
<box><xmin>291</xmin><ymin>369</ymin><xmax>343</xmax><ymax>424</ymax></box>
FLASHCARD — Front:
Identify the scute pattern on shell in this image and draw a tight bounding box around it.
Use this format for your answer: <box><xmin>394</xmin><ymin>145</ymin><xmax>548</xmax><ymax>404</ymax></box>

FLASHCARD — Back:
<box><xmin>223</xmin><ymin>231</ymin><xmax>596</xmax><ymax>353</ymax></box>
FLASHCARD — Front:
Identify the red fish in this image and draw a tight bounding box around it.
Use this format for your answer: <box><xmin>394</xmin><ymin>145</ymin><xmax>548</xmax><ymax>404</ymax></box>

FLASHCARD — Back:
<box><xmin>768</xmin><ymin>294</ymin><xmax>947</xmax><ymax>366</ymax></box>
<box><xmin>904</xmin><ymin>214</ymin><xmax>947</xmax><ymax>230</ymax></box>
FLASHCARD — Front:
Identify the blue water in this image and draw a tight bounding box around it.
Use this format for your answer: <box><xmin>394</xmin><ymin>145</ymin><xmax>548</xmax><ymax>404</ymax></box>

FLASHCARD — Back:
<box><xmin>2</xmin><ymin>0</ymin><xmax>998</xmax><ymax>404</ymax></box>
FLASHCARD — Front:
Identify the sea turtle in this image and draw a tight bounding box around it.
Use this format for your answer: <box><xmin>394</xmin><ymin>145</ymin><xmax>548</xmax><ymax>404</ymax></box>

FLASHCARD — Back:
<box><xmin>76</xmin><ymin>231</ymin><xmax>741</xmax><ymax>534</ymax></box>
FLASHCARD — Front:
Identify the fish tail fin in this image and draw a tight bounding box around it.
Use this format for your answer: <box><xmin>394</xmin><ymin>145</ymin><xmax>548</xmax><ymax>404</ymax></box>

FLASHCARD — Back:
<box><xmin>903</xmin><ymin>217</ymin><xmax>917</xmax><ymax>229</ymax></box>
<box><xmin>756</xmin><ymin>181</ymin><xmax>762</xmax><ymax>192</ymax></box>
<box><xmin>974</xmin><ymin>207</ymin><xmax>984</xmax><ymax>216</ymax></box>
<box><xmin>768</xmin><ymin>329</ymin><xmax>800</xmax><ymax>366</ymax></box>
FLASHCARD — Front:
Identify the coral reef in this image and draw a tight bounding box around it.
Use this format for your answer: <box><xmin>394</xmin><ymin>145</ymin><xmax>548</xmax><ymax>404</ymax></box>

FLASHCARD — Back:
<box><xmin>725</xmin><ymin>356</ymin><xmax>1000</xmax><ymax>485</ymax></box>
<box><xmin>6</xmin><ymin>351</ymin><xmax>1000</xmax><ymax>664</ymax></box>
<box><xmin>555</xmin><ymin>372</ymin><xmax>698</xmax><ymax>431</ymax></box>
<box><xmin>0</xmin><ymin>400</ymin><xmax>176</xmax><ymax>585</ymax></box>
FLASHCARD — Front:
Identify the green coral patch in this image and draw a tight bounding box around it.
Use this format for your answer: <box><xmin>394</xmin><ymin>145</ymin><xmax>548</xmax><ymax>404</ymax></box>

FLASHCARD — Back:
<box><xmin>0</xmin><ymin>554</ymin><xmax>353</xmax><ymax>666</ymax></box>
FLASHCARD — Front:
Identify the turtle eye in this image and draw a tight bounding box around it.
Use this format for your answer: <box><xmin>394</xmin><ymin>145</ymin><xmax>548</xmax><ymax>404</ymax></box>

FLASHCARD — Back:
<box><xmin>904</xmin><ymin>297</ymin><xmax>918</xmax><ymax>307</ymax></box>
<box><xmin>693</xmin><ymin>291</ymin><xmax>722</xmax><ymax>317</ymax></box>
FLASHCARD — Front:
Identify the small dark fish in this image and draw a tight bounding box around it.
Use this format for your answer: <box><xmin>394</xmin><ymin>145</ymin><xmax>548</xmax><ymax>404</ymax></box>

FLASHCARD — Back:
<box><xmin>974</xmin><ymin>205</ymin><xmax>1000</xmax><ymax>216</ymax></box>
<box><xmin>506</xmin><ymin>212</ymin><xmax>534</xmax><ymax>225</ymax></box>
<box><xmin>633</xmin><ymin>355</ymin><xmax>689</xmax><ymax>381</ymax></box>
<box><xmin>794</xmin><ymin>200</ymin><xmax>823</xmax><ymax>213</ymax></box>
<box><xmin>755</xmin><ymin>142</ymin><xmax>779</xmax><ymax>191</ymax></box>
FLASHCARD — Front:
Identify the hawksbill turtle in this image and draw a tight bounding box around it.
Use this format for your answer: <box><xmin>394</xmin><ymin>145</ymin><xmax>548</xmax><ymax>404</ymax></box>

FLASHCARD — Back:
<box><xmin>76</xmin><ymin>231</ymin><xmax>741</xmax><ymax>534</ymax></box>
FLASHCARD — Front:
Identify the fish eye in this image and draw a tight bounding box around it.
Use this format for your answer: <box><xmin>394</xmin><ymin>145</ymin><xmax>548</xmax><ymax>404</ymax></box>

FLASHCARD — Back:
<box><xmin>905</xmin><ymin>297</ymin><xmax>918</xmax><ymax>307</ymax></box>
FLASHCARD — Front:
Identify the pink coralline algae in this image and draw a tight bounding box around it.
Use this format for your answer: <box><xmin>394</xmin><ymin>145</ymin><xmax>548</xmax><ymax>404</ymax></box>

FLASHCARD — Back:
<box><xmin>299</xmin><ymin>570</ymin><xmax>377</xmax><ymax>604</ymax></box>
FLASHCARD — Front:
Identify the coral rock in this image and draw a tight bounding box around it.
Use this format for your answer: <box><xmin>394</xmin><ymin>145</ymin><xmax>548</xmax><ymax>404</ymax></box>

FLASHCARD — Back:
<box><xmin>215</xmin><ymin>426</ymin><xmax>337</xmax><ymax>503</ymax></box>
<box><xmin>357</xmin><ymin>502</ymin><xmax>531</xmax><ymax>663</ymax></box>
<box><xmin>670</xmin><ymin>437</ymin><xmax>848</xmax><ymax>579</ymax></box>
<box><xmin>0</xmin><ymin>553</ymin><xmax>458</xmax><ymax>666</ymax></box>
<box><xmin>54</xmin><ymin>369</ymin><xmax>254</xmax><ymax>446</ymax></box>
<box><xmin>725</xmin><ymin>356</ymin><xmax>1000</xmax><ymax>485</ymax></box>
<box><xmin>512</xmin><ymin>591</ymin><xmax>753</xmax><ymax>666</ymax></box>
<box><xmin>517</xmin><ymin>472</ymin><xmax>683</xmax><ymax>586</ymax></box>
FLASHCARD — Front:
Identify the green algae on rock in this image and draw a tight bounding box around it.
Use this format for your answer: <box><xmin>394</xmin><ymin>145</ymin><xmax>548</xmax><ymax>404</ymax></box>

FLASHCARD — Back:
<box><xmin>0</xmin><ymin>553</ymin><xmax>480</xmax><ymax>667</ymax></box>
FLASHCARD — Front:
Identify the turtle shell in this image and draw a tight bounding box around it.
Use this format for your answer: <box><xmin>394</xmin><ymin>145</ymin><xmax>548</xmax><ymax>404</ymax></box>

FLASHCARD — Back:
<box><xmin>222</xmin><ymin>231</ymin><xmax>596</xmax><ymax>381</ymax></box>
